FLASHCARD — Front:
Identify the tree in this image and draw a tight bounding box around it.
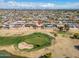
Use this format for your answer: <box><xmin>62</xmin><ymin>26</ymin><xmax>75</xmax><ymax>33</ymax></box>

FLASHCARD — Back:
<box><xmin>64</xmin><ymin>24</ymin><xmax>70</xmax><ymax>31</ymax></box>
<box><xmin>58</xmin><ymin>26</ymin><xmax>64</xmax><ymax>32</ymax></box>
<box><xmin>57</xmin><ymin>24</ymin><xmax>70</xmax><ymax>32</ymax></box>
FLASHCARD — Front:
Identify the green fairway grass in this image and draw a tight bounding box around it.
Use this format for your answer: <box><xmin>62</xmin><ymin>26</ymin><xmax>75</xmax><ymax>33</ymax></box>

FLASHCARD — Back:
<box><xmin>0</xmin><ymin>32</ymin><xmax>54</xmax><ymax>50</ymax></box>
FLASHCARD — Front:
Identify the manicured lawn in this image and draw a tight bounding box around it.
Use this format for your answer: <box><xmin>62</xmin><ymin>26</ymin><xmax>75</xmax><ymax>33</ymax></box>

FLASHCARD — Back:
<box><xmin>0</xmin><ymin>32</ymin><xmax>54</xmax><ymax>50</ymax></box>
<box><xmin>23</xmin><ymin>33</ymin><xmax>52</xmax><ymax>46</ymax></box>
<box><xmin>0</xmin><ymin>36</ymin><xmax>22</xmax><ymax>46</ymax></box>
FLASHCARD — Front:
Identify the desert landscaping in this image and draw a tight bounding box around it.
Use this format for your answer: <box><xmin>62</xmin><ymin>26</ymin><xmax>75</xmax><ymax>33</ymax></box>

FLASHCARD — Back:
<box><xmin>0</xmin><ymin>27</ymin><xmax>79</xmax><ymax>58</ymax></box>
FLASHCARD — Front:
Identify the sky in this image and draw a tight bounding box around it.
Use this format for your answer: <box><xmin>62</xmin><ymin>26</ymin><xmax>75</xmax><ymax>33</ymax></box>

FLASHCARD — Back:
<box><xmin>0</xmin><ymin>0</ymin><xmax>79</xmax><ymax>9</ymax></box>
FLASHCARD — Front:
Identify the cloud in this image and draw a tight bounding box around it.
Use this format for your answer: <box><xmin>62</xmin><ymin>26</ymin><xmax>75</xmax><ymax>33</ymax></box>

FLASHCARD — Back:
<box><xmin>0</xmin><ymin>1</ymin><xmax>79</xmax><ymax>9</ymax></box>
<box><xmin>54</xmin><ymin>2</ymin><xmax>79</xmax><ymax>9</ymax></box>
<box><xmin>8</xmin><ymin>1</ymin><xmax>55</xmax><ymax>9</ymax></box>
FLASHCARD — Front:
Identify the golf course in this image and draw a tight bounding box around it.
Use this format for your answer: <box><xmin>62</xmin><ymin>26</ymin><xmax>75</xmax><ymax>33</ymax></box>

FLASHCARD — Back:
<box><xmin>0</xmin><ymin>32</ymin><xmax>53</xmax><ymax>51</ymax></box>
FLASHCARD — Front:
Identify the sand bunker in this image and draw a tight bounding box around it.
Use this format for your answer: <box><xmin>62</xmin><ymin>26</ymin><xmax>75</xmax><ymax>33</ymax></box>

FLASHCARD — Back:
<box><xmin>18</xmin><ymin>42</ymin><xmax>34</xmax><ymax>49</ymax></box>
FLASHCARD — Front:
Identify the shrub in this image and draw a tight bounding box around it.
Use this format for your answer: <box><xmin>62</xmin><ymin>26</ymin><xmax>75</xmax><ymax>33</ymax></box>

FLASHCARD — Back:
<box><xmin>39</xmin><ymin>53</ymin><xmax>52</xmax><ymax>58</ymax></box>
<box><xmin>70</xmin><ymin>33</ymin><xmax>79</xmax><ymax>39</ymax></box>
